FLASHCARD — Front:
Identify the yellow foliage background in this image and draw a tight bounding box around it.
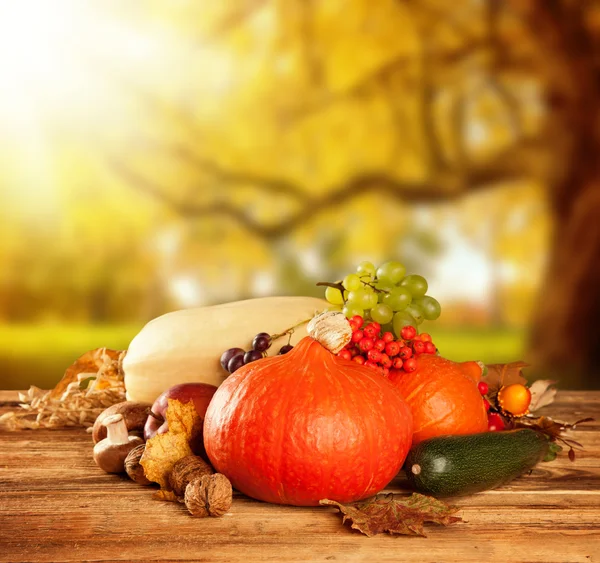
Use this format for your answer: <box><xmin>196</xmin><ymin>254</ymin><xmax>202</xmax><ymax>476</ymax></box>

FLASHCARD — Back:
<box><xmin>0</xmin><ymin>1</ymin><xmax>557</xmax><ymax>388</ymax></box>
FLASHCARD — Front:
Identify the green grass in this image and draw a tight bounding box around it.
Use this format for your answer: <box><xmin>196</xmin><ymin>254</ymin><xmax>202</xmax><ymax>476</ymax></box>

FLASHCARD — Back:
<box><xmin>427</xmin><ymin>327</ymin><xmax>526</xmax><ymax>365</ymax></box>
<box><xmin>0</xmin><ymin>322</ymin><xmax>527</xmax><ymax>390</ymax></box>
<box><xmin>0</xmin><ymin>323</ymin><xmax>141</xmax><ymax>390</ymax></box>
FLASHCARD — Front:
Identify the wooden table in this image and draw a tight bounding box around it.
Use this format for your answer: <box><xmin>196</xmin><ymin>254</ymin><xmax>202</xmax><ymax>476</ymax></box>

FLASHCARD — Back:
<box><xmin>1</xmin><ymin>390</ymin><xmax>599</xmax><ymax>563</ymax></box>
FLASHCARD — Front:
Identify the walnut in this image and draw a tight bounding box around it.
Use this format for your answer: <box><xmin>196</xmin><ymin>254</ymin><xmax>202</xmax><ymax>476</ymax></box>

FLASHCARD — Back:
<box><xmin>184</xmin><ymin>474</ymin><xmax>232</xmax><ymax>518</ymax></box>
<box><xmin>168</xmin><ymin>455</ymin><xmax>214</xmax><ymax>497</ymax></box>
<box><xmin>124</xmin><ymin>443</ymin><xmax>151</xmax><ymax>485</ymax></box>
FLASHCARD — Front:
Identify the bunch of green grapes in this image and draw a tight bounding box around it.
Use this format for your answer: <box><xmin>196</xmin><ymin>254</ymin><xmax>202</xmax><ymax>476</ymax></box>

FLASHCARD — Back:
<box><xmin>323</xmin><ymin>260</ymin><xmax>442</xmax><ymax>337</ymax></box>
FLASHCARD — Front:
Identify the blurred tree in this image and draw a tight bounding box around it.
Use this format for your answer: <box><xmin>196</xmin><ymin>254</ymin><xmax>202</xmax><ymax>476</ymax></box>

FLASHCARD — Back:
<box><xmin>0</xmin><ymin>144</ymin><xmax>166</xmax><ymax>323</ymax></box>
<box><xmin>111</xmin><ymin>0</ymin><xmax>599</xmax><ymax>385</ymax></box>
<box><xmin>451</xmin><ymin>183</ymin><xmax>549</xmax><ymax>328</ymax></box>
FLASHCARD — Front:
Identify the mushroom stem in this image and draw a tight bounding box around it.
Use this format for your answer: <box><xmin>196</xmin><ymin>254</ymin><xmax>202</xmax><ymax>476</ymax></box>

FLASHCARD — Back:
<box><xmin>103</xmin><ymin>413</ymin><xmax>130</xmax><ymax>445</ymax></box>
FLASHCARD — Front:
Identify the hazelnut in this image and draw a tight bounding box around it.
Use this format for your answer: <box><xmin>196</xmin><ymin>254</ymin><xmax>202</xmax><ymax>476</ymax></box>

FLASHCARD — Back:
<box><xmin>184</xmin><ymin>474</ymin><xmax>232</xmax><ymax>518</ymax></box>
<box><xmin>124</xmin><ymin>443</ymin><xmax>151</xmax><ymax>485</ymax></box>
<box><xmin>168</xmin><ymin>455</ymin><xmax>214</xmax><ymax>497</ymax></box>
<box><xmin>93</xmin><ymin>401</ymin><xmax>151</xmax><ymax>443</ymax></box>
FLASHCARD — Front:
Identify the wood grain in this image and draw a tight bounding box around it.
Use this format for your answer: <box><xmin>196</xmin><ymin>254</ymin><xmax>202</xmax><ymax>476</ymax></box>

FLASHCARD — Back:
<box><xmin>1</xmin><ymin>390</ymin><xmax>599</xmax><ymax>563</ymax></box>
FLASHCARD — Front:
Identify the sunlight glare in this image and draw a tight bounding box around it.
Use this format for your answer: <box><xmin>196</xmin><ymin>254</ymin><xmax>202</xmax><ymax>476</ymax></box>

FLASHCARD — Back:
<box><xmin>0</xmin><ymin>0</ymin><xmax>85</xmax><ymax>116</ymax></box>
<box><xmin>0</xmin><ymin>0</ymin><xmax>237</xmax><ymax>212</ymax></box>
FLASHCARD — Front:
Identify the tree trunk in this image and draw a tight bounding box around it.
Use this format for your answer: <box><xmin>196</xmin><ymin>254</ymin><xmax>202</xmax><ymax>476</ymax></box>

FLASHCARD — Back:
<box><xmin>527</xmin><ymin>86</ymin><xmax>600</xmax><ymax>387</ymax></box>
<box><xmin>528</xmin><ymin>100</ymin><xmax>600</xmax><ymax>387</ymax></box>
<box><xmin>528</xmin><ymin>174</ymin><xmax>600</xmax><ymax>388</ymax></box>
<box><xmin>517</xmin><ymin>1</ymin><xmax>600</xmax><ymax>388</ymax></box>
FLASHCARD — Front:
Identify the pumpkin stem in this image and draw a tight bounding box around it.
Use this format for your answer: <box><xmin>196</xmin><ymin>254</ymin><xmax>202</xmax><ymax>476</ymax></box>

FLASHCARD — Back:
<box><xmin>307</xmin><ymin>311</ymin><xmax>352</xmax><ymax>354</ymax></box>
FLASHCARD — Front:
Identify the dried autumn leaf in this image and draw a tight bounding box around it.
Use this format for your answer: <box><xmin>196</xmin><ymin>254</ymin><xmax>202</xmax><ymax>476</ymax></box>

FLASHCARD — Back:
<box><xmin>1</xmin><ymin>348</ymin><xmax>126</xmax><ymax>431</ymax></box>
<box><xmin>482</xmin><ymin>361</ymin><xmax>528</xmax><ymax>392</ymax></box>
<box><xmin>140</xmin><ymin>399</ymin><xmax>202</xmax><ymax>489</ymax></box>
<box><xmin>528</xmin><ymin>380</ymin><xmax>558</xmax><ymax>412</ymax></box>
<box><xmin>153</xmin><ymin>490</ymin><xmax>181</xmax><ymax>503</ymax></box>
<box><xmin>529</xmin><ymin>416</ymin><xmax>565</xmax><ymax>439</ymax></box>
<box><xmin>320</xmin><ymin>493</ymin><xmax>462</xmax><ymax>537</ymax></box>
<box><xmin>515</xmin><ymin>416</ymin><xmax>594</xmax><ymax>462</ymax></box>
<box><xmin>50</xmin><ymin>348</ymin><xmax>123</xmax><ymax>399</ymax></box>
<box><xmin>516</xmin><ymin>416</ymin><xmax>594</xmax><ymax>440</ymax></box>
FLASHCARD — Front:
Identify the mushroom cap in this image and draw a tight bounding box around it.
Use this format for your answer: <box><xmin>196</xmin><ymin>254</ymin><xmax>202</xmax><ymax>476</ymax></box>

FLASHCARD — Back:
<box><xmin>92</xmin><ymin>401</ymin><xmax>150</xmax><ymax>443</ymax></box>
<box><xmin>103</xmin><ymin>413</ymin><xmax>124</xmax><ymax>427</ymax></box>
<box><xmin>93</xmin><ymin>435</ymin><xmax>144</xmax><ymax>474</ymax></box>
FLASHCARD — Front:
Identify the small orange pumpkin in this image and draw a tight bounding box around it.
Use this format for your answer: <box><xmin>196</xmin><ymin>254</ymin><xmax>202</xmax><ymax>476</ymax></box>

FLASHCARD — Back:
<box><xmin>388</xmin><ymin>355</ymin><xmax>488</xmax><ymax>444</ymax></box>
<box><xmin>457</xmin><ymin>360</ymin><xmax>484</xmax><ymax>383</ymax></box>
<box><xmin>204</xmin><ymin>336</ymin><xmax>413</xmax><ymax>506</ymax></box>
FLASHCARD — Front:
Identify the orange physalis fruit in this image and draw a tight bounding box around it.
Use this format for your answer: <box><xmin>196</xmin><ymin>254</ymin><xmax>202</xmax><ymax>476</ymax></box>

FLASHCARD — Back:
<box><xmin>497</xmin><ymin>383</ymin><xmax>532</xmax><ymax>416</ymax></box>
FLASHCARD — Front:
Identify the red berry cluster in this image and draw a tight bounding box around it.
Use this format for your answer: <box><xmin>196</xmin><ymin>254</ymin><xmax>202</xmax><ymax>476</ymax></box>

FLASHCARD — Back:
<box><xmin>336</xmin><ymin>315</ymin><xmax>437</xmax><ymax>377</ymax></box>
<box><xmin>476</xmin><ymin>380</ymin><xmax>506</xmax><ymax>432</ymax></box>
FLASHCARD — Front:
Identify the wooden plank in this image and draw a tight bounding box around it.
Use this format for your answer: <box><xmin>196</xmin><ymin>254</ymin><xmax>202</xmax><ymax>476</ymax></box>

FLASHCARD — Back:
<box><xmin>1</xmin><ymin>391</ymin><xmax>599</xmax><ymax>563</ymax></box>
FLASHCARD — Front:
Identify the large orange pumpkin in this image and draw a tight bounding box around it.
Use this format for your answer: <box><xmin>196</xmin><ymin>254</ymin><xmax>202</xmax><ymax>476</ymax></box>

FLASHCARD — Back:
<box><xmin>388</xmin><ymin>355</ymin><xmax>488</xmax><ymax>444</ymax></box>
<box><xmin>203</xmin><ymin>336</ymin><xmax>413</xmax><ymax>506</ymax></box>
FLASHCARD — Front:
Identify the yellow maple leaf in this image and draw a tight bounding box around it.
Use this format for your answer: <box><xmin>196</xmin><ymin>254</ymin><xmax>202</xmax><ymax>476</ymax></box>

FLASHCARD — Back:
<box><xmin>153</xmin><ymin>490</ymin><xmax>181</xmax><ymax>503</ymax></box>
<box><xmin>140</xmin><ymin>398</ymin><xmax>202</xmax><ymax>489</ymax></box>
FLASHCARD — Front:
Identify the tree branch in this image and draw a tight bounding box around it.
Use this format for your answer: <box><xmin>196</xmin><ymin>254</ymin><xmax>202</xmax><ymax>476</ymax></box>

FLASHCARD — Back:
<box><xmin>299</xmin><ymin>0</ymin><xmax>323</xmax><ymax>90</ymax></box>
<box><xmin>381</xmin><ymin>73</ymin><xmax>414</xmax><ymax>162</ymax></box>
<box><xmin>418</xmin><ymin>42</ymin><xmax>446</xmax><ymax>171</ymax></box>
<box><xmin>286</xmin><ymin>51</ymin><xmax>414</xmax><ymax>121</ymax></box>
<box><xmin>207</xmin><ymin>0</ymin><xmax>270</xmax><ymax>38</ymax></box>
<box><xmin>287</xmin><ymin>34</ymin><xmax>536</xmax><ymax>123</ymax></box>
<box><xmin>159</xmin><ymin>143</ymin><xmax>307</xmax><ymax>201</ymax></box>
<box><xmin>484</xmin><ymin>0</ymin><xmax>523</xmax><ymax>138</ymax></box>
<box><xmin>449</xmin><ymin>90</ymin><xmax>469</xmax><ymax>170</ymax></box>
<box><xmin>93</xmin><ymin>56</ymin><xmax>308</xmax><ymax>203</ymax></box>
<box><xmin>115</xmin><ymin>138</ymin><xmax>542</xmax><ymax>240</ymax></box>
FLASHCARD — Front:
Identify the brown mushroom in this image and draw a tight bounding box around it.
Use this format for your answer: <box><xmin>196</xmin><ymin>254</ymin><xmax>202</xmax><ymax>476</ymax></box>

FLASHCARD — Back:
<box><xmin>93</xmin><ymin>414</ymin><xmax>144</xmax><ymax>473</ymax></box>
<box><xmin>92</xmin><ymin>401</ymin><xmax>150</xmax><ymax>444</ymax></box>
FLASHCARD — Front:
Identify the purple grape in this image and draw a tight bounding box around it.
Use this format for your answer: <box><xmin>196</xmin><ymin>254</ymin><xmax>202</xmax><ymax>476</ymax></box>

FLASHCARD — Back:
<box><xmin>220</xmin><ymin>348</ymin><xmax>245</xmax><ymax>371</ymax></box>
<box><xmin>279</xmin><ymin>344</ymin><xmax>294</xmax><ymax>355</ymax></box>
<box><xmin>227</xmin><ymin>353</ymin><xmax>246</xmax><ymax>374</ymax></box>
<box><xmin>252</xmin><ymin>332</ymin><xmax>271</xmax><ymax>352</ymax></box>
<box><xmin>244</xmin><ymin>349</ymin><xmax>264</xmax><ymax>364</ymax></box>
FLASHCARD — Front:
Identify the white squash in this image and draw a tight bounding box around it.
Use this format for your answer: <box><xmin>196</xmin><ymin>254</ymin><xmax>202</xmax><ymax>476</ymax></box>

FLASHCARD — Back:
<box><xmin>123</xmin><ymin>296</ymin><xmax>328</xmax><ymax>403</ymax></box>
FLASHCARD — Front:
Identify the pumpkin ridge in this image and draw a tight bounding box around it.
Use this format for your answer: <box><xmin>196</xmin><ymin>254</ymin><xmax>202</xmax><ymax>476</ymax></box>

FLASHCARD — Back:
<box><xmin>416</xmin><ymin>407</ymin><xmax>453</xmax><ymax>433</ymax></box>
<box><xmin>338</xmin><ymin>365</ymin><xmax>375</xmax><ymax>500</ymax></box>
<box><xmin>276</xmin><ymin>339</ymin><xmax>315</xmax><ymax>504</ymax></box>
<box><xmin>404</xmin><ymin>381</ymin><xmax>428</xmax><ymax>403</ymax></box>
<box><xmin>234</xmin><ymin>373</ymin><xmax>256</xmax><ymax>480</ymax></box>
<box><xmin>227</xmin><ymin>367</ymin><xmax>268</xmax><ymax>483</ymax></box>
<box><xmin>308</xmin><ymin>339</ymin><xmax>363</xmax><ymax>501</ymax></box>
<box><xmin>416</xmin><ymin>375</ymin><xmax>478</xmax><ymax>435</ymax></box>
<box><xmin>318</xmin><ymin>352</ymin><xmax>345</xmax><ymax>500</ymax></box>
<box><xmin>227</xmin><ymin>352</ymin><xmax>294</xmax><ymax>498</ymax></box>
<box><xmin>357</xmin><ymin>370</ymin><xmax>392</xmax><ymax>497</ymax></box>
<box><xmin>358</xmin><ymin>372</ymin><xmax>386</xmax><ymax>498</ymax></box>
